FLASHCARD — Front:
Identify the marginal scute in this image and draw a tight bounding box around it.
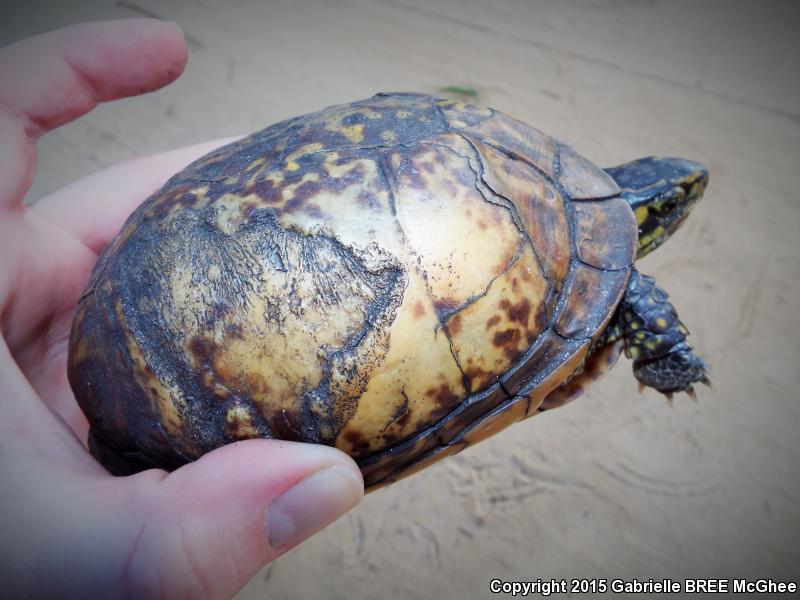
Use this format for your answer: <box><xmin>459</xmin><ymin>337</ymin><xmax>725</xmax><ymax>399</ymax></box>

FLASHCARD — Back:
<box><xmin>572</xmin><ymin>197</ymin><xmax>638</xmax><ymax>270</ymax></box>
<box><xmin>385</xmin><ymin>441</ymin><xmax>467</xmax><ymax>485</ymax></box>
<box><xmin>554</xmin><ymin>264</ymin><xmax>630</xmax><ymax>339</ymax></box>
<box><xmin>435</xmin><ymin>383</ymin><xmax>509</xmax><ymax>445</ymax></box>
<box><xmin>457</xmin><ymin>394</ymin><xmax>530</xmax><ymax>446</ymax></box>
<box><xmin>359</xmin><ymin>425</ymin><xmax>441</xmax><ymax>487</ymax></box>
<box><xmin>538</xmin><ymin>340</ymin><xmax>624</xmax><ymax>411</ymax></box>
<box><xmin>558</xmin><ymin>144</ymin><xmax>620</xmax><ymax>200</ymax></box>
<box><xmin>500</xmin><ymin>329</ymin><xmax>589</xmax><ymax>398</ymax></box>
<box><xmin>518</xmin><ymin>338</ymin><xmax>593</xmax><ymax>416</ymax></box>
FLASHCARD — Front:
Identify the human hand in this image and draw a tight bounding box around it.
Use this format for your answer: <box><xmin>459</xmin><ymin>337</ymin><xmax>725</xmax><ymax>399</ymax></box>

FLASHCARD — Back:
<box><xmin>0</xmin><ymin>19</ymin><xmax>363</xmax><ymax>599</ymax></box>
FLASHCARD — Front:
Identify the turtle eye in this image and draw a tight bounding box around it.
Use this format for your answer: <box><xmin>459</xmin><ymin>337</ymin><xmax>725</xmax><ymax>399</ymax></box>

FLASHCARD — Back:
<box><xmin>661</xmin><ymin>198</ymin><xmax>678</xmax><ymax>213</ymax></box>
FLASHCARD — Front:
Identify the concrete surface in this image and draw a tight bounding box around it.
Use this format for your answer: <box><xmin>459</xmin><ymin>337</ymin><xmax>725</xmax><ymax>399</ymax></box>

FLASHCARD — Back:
<box><xmin>3</xmin><ymin>0</ymin><xmax>799</xmax><ymax>597</ymax></box>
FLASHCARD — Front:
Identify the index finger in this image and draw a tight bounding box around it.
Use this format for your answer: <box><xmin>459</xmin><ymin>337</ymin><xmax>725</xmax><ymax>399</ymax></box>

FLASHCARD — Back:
<box><xmin>0</xmin><ymin>19</ymin><xmax>187</xmax><ymax>208</ymax></box>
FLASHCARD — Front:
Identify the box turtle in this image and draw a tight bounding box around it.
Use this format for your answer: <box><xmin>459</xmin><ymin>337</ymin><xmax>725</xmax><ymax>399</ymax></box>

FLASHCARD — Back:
<box><xmin>68</xmin><ymin>93</ymin><xmax>710</xmax><ymax>491</ymax></box>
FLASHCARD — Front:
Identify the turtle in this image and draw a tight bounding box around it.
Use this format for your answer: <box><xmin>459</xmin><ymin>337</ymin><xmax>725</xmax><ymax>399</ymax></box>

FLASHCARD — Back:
<box><xmin>68</xmin><ymin>92</ymin><xmax>710</xmax><ymax>491</ymax></box>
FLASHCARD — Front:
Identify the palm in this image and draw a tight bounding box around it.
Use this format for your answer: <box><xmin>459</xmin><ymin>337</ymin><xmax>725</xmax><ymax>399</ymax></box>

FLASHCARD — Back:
<box><xmin>4</xmin><ymin>209</ymin><xmax>93</xmax><ymax>437</ymax></box>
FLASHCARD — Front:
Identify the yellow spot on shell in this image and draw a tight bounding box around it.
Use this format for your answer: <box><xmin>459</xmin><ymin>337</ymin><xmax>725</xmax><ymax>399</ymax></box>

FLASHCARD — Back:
<box><xmin>281</xmin><ymin>172</ymin><xmax>320</xmax><ymax>201</ymax></box>
<box><xmin>629</xmin><ymin>346</ymin><xmax>640</xmax><ymax>359</ymax></box>
<box><xmin>635</xmin><ymin>331</ymin><xmax>646</xmax><ymax>340</ymax></box>
<box><xmin>341</xmin><ymin>123</ymin><xmax>364</xmax><ymax>143</ymax></box>
<box><xmin>396</xmin><ymin>110</ymin><xmax>411</xmax><ymax>118</ymax></box>
<box><xmin>226</xmin><ymin>405</ymin><xmax>259</xmax><ymax>438</ymax></box>
<box><xmin>450</xmin><ymin>119</ymin><xmax>467</xmax><ymax>128</ymax></box>
<box><xmin>285</xmin><ymin>143</ymin><xmax>324</xmax><ymax>172</ymax></box>
<box><xmin>635</xmin><ymin>206</ymin><xmax>649</xmax><ymax>225</ymax></box>
<box><xmin>655</xmin><ymin>317</ymin><xmax>668</xmax><ymax>330</ymax></box>
<box><xmin>381</xmin><ymin>130</ymin><xmax>397</xmax><ymax>142</ymax></box>
<box><xmin>361</xmin><ymin>107</ymin><xmax>383</xmax><ymax>120</ymax></box>
<box><xmin>646</xmin><ymin>341</ymin><xmax>657</xmax><ymax>351</ymax></box>
<box><xmin>246</xmin><ymin>157</ymin><xmax>266</xmax><ymax>172</ymax></box>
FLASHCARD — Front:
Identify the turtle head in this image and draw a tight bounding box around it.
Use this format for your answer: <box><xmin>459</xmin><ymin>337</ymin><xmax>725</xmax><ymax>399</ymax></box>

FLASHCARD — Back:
<box><xmin>605</xmin><ymin>156</ymin><xmax>709</xmax><ymax>259</ymax></box>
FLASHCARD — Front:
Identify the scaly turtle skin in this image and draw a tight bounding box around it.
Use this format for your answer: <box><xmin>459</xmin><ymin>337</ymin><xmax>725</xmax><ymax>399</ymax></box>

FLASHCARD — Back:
<box><xmin>68</xmin><ymin>93</ymin><xmax>709</xmax><ymax>490</ymax></box>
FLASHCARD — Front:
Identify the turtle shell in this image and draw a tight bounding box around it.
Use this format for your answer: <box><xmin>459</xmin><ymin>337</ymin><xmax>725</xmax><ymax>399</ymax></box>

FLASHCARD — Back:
<box><xmin>68</xmin><ymin>93</ymin><xmax>637</xmax><ymax>490</ymax></box>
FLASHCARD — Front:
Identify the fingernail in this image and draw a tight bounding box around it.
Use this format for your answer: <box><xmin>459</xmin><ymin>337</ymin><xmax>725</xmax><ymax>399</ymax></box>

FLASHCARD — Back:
<box><xmin>266</xmin><ymin>465</ymin><xmax>363</xmax><ymax>550</ymax></box>
<box><xmin>167</xmin><ymin>20</ymin><xmax>185</xmax><ymax>38</ymax></box>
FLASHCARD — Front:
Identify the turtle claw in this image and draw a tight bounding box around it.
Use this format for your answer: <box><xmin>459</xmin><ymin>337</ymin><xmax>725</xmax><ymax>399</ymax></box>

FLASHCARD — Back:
<box><xmin>686</xmin><ymin>387</ymin><xmax>697</xmax><ymax>401</ymax></box>
<box><xmin>700</xmin><ymin>375</ymin><xmax>712</xmax><ymax>389</ymax></box>
<box><xmin>638</xmin><ymin>382</ymin><xmax>646</xmax><ymax>394</ymax></box>
<box><xmin>664</xmin><ymin>391</ymin><xmax>674</xmax><ymax>405</ymax></box>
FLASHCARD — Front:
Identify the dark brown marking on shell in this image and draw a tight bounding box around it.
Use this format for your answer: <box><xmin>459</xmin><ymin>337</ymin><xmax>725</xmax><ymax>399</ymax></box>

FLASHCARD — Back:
<box><xmin>570</xmin><ymin>197</ymin><xmax>638</xmax><ymax>270</ymax></box>
<box><xmin>271</xmin><ymin>409</ymin><xmax>304</xmax><ymax>442</ymax></box>
<box><xmin>486</xmin><ymin>314</ymin><xmax>501</xmax><ymax>329</ymax></box>
<box><xmin>493</xmin><ymin>327</ymin><xmax>522</xmax><ymax>353</ymax></box>
<box><xmin>448</xmin><ymin>313</ymin><xmax>463</xmax><ymax>335</ymax></box>
<box><xmin>464</xmin><ymin>363</ymin><xmax>494</xmax><ymax>388</ymax></box>
<box><xmin>426</xmin><ymin>383</ymin><xmax>461</xmax><ymax>412</ymax></box>
<box><xmin>500</xmin><ymin>297</ymin><xmax>531</xmax><ymax>326</ymax></box>
<box><xmin>343</xmin><ymin>430</ymin><xmax>372</xmax><ymax>454</ymax></box>
<box><xmin>413</xmin><ymin>299</ymin><xmax>426</xmax><ymax>319</ymax></box>
<box><xmin>189</xmin><ymin>336</ymin><xmax>216</xmax><ymax>366</ymax></box>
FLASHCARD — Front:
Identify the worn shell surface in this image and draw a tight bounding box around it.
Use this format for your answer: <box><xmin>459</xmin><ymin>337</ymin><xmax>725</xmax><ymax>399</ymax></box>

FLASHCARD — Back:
<box><xmin>68</xmin><ymin>93</ymin><xmax>637</xmax><ymax>490</ymax></box>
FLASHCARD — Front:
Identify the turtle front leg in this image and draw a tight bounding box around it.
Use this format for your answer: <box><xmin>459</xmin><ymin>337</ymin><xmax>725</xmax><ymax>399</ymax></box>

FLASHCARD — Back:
<box><xmin>610</xmin><ymin>269</ymin><xmax>710</xmax><ymax>398</ymax></box>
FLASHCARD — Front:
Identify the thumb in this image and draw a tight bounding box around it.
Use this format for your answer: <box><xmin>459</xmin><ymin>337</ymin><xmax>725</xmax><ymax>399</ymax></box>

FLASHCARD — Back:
<box><xmin>127</xmin><ymin>440</ymin><xmax>364</xmax><ymax>598</ymax></box>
